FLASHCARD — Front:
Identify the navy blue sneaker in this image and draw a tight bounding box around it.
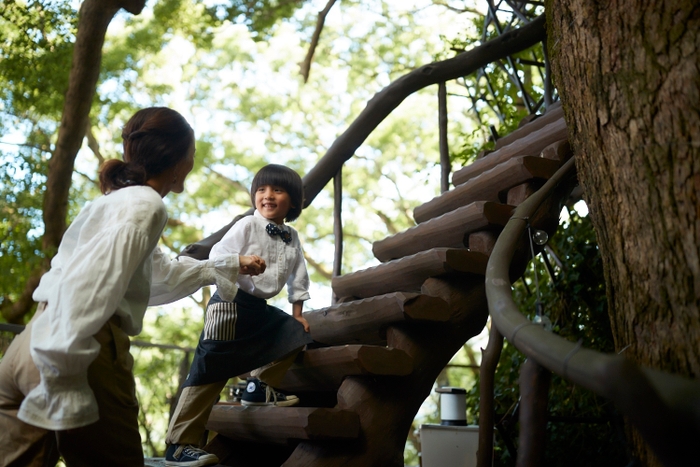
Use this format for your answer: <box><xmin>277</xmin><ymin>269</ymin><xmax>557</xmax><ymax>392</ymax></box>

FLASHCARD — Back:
<box><xmin>241</xmin><ymin>378</ymin><xmax>299</xmax><ymax>407</ymax></box>
<box><xmin>164</xmin><ymin>444</ymin><xmax>219</xmax><ymax>466</ymax></box>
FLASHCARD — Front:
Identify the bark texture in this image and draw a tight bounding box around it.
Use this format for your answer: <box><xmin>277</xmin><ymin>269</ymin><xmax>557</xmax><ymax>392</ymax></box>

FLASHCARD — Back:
<box><xmin>43</xmin><ymin>0</ymin><xmax>146</xmax><ymax>251</ymax></box>
<box><xmin>546</xmin><ymin>1</ymin><xmax>700</xmax><ymax>464</ymax></box>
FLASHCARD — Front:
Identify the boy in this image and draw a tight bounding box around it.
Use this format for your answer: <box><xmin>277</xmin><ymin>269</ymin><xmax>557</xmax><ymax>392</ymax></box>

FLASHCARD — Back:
<box><xmin>164</xmin><ymin>164</ymin><xmax>313</xmax><ymax>467</ymax></box>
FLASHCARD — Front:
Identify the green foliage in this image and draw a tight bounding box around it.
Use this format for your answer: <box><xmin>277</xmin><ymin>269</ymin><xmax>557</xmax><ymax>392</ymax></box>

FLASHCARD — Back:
<box><xmin>0</xmin><ymin>149</ymin><xmax>47</xmax><ymax>315</ymax></box>
<box><xmin>205</xmin><ymin>0</ymin><xmax>306</xmax><ymax>41</ymax></box>
<box><xmin>446</xmin><ymin>8</ymin><xmax>551</xmax><ymax>168</ymax></box>
<box><xmin>0</xmin><ymin>0</ymin><xmax>78</xmax><ymax>315</ymax></box>
<box><xmin>0</xmin><ymin>0</ymin><xmax>76</xmax><ymax>120</ymax></box>
<box><xmin>464</xmin><ymin>206</ymin><xmax>628</xmax><ymax>466</ymax></box>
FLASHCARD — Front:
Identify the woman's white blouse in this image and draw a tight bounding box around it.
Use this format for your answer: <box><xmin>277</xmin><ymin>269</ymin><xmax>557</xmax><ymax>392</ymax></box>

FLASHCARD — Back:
<box><xmin>19</xmin><ymin>185</ymin><xmax>240</xmax><ymax>430</ymax></box>
<box><xmin>210</xmin><ymin>210</ymin><xmax>310</xmax><ymax>303</ymax></box>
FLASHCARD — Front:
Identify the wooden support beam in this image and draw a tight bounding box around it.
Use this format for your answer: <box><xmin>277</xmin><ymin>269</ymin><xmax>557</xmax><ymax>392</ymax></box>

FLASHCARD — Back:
<box><xmin>517</xmin><ymin>358</ymin><xmax>552</xmax><ymax>467</ymax></box>
<box><xmin>507</xmin><ymin>182</ymin><xmax>542</xmax><ymax>206</ymax></box>
<box><xmin>451</xmin><ymin>117</ymin><xmax>568</xmax><ymax>187</ymax></box>
<box><xmin>206</xmin><ymin>406</ymin><xmax>360</xmax><ymax>445</ymax></box>
<box><xmin>414</xmin><ymin>156</ymin><xmax>562</xmax><ymax>224</ymax></box>
<box><xmin>477</xmin><ymin>325</ymin><xmax>504</xmax><ymax>467</ymax></box>
<box><xmin>331</xmin><ymin>248</ymin><xmax>489</xmax><ymax>301</ymax></box>
<box><xmin>372</xmin><ymin>201</ymin><xmax>514</xmax><ymax>262</ymax></box>
<box><xmin>541</xmin><ymin>138</ymin><xmax>572</xmax><ymax>162</ymax></box>
<box><xmin>278</xmin><ymin>345</ymin><xmax>413</xmax><ymax>392</ymax></box>
<box><xmin>468</xmin><ymin>231</ymin><xmax>499</xmax><ymax>256</ymax></box>
<box><xmin>306</xmin><ymin>292</ymin><xmax>449</xmax><ymax>345</ymax></box>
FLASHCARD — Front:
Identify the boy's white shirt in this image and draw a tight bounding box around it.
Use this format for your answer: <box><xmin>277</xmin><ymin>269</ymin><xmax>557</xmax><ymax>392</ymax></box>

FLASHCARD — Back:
<box><xmin>210</xmin><ymin>210</ymin><xmax>310</xmax><ymax>303</ymax></box>
<box><xmin>20</xmin><ymin>186</ymin><xmax>241</xmax><ymax>431</ymax></box>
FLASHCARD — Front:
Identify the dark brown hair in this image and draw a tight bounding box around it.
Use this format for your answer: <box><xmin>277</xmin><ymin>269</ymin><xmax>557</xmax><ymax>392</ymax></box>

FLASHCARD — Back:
<box><xmin>99</xmin><ymin>107</ymin><xmax>194</xmax><ymax>194</ymax></box>
<box><xmin>250</xmin><ymin>164</ymin><xmax>304</xmax><ymax>222</ymax></box>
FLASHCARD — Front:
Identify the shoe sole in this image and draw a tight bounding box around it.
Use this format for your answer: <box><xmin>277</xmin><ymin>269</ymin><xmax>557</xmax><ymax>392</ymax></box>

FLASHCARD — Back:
<box><xmin>241</xmin><ymin>398</ymin><xmax>299</xmax><ymax>407</ymax></box>
<box><xmin>164</xmin><ymin>459</ymin><xmax>218</xmax><ymax>467</ymax></box>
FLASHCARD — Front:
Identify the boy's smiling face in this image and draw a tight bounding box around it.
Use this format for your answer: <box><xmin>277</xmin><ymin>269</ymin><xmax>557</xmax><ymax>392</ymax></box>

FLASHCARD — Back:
<box><xmin>255</xmin><ymin>184</ymin><xmax>292</xmax><ymax>225</ymax></box>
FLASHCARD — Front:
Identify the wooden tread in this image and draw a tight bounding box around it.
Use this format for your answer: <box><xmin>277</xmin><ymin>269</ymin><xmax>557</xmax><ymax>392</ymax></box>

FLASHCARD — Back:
<box><xmin>206</xmin><ymin>406</ymin><xmax>360</xmax><ymax>444</ymax></box>
<box><xmin>451</xmin><ymin>116</ymin><xmax>567</xmax><ymax>186</ymax></box>
<box><xmin>331</xmin><ymin>248</ymin><xmax>489</xmax><ymax>300</ymax></box>
<box><xmin>413</xmin><ymin>155</ymin><xmax>562</xmax><ymax>224</ymax></box>
<box><xmin>279</xmin><ymin>345</ymin><xmax>413</xmax><ymax>392</ymax></box>
<box><xmin>492</xmin><ymin>101</ymin><xmax>563</xmax><ymax>150</ymax></box>
<box><xmin>372</xmin><ymin>201</ymin><xmax>514</xmax><ymax>262</ymax></box>
<box><xmin>305</xmin><ymin>292</ymin><xmax>449</xmax><ymax>345</ymax></box>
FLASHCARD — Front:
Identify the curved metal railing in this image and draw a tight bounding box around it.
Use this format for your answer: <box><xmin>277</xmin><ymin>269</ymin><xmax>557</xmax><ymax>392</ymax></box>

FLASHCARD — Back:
<box><xmin>484</xmin><ymin>157</ymin><xmax>700</xmax><ymax>466</ymax></box>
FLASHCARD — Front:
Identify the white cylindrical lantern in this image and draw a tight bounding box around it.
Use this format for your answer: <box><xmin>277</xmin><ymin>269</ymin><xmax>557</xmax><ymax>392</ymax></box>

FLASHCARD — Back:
<box><xmin>436</xmin><ymin>387</ymin><xmax>467</xmax><ymax>426</ymax></box>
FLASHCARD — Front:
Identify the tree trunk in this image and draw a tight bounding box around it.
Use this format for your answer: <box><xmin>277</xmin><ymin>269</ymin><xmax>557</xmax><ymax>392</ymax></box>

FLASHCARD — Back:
<box><xmin>12</xmin><ymin>0</ymin><xmax>146</xmax><ymax>322</ymax></box>
<box><xmin>546</xmin><ymin>1</ymin><xmax>700</xmax><ymax>464</ymax></box>
<box><xmin>43</xmin><ymin>0</ymin><xmax>145</xmax><ymax>251</ymax></box>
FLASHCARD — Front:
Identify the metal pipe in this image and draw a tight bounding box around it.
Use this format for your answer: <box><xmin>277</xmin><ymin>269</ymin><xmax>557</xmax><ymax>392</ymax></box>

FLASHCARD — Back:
<box><xmin>485</xmin><ymin>157</ymin><xmax>700</xmax><ymax>466</ymax></box>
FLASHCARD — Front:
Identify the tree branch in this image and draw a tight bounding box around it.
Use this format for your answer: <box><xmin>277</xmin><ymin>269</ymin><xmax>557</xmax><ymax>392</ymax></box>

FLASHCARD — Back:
<box><xmin>85</xmin><ymin>119</ymin><xmax>105</xmax><ymax>167</ymax></box>
<box><xmin>431</xmin><ymin>0</ymin><xmax>482</xmax><ymax>16</ymax></box>
<box><xmin>0</xmin><ymin>141</ymin><xmax>52</xmax><ymax>153</ymax></box>
<box><xmin>303</xmin><ymin>14</ymin><xmax>546</xmax><ymax>206</ymax></box>
<box><xmin>299</xmin><ymin>0</ymin><xmax>338</xmax><ymax>83</ymax></box>
<box><xmin>304</xmin><ymin>250</ymin><xmax>333</xmax><ymax>281</ymax></box>
<box><xmin>205</xmin><ymin>167</ymin><xmax>250</xmax><ymax>193</ymax></box>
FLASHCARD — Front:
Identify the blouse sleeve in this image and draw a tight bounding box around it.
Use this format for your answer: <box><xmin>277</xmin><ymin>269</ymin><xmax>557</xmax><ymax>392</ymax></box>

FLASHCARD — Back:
<box><xmin>148</xmin><ymin>248</ymin><xmax>241</xmax><ymax>304</ymax></box>
<box><xmin>19</xmin><ymin>224</ymin><xmax>154</xmax><ymax>430</ymax></box>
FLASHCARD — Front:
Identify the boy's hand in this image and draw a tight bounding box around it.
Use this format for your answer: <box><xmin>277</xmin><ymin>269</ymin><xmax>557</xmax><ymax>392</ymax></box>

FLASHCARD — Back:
<box><xmin>294</xmin><ymin>315</ymin><xmax>310</xmax><ymax>333</ymax></box>
<box><xmin>239</xmin><ymin>255</ymin><xmax>266</xmax><ymax>275</ymax></box>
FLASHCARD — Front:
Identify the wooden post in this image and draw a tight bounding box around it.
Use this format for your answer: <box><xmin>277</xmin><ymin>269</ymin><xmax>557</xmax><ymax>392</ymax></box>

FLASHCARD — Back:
<box><xmin>439</xmin><ymin>81</ymin><xmax>450</xmax><ymax>193</ymax></box>
<box><xmin>516</xmin><ymin>358</ymin><xmax>551</xmax><ymax>467</ymax></box>
<box><xmin>332</xmin><ymin>169</ymin><xmax>343</xmax><ymax>304</ymax></box>
<box><xmin>477</xmin><ymin>324</ymin><xmax>504</xmax><ymax>467</ymax></box>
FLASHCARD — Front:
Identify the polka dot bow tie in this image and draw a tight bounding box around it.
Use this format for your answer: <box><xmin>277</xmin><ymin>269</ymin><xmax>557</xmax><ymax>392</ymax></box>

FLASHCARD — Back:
<box><xmin>266</xmin><ymin>223</ymin><xmax>292</xmax><ymax>244</ymax></box>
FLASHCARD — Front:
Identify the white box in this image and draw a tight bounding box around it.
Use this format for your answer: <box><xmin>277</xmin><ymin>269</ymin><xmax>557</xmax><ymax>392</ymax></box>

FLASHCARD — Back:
<box><xmin>420</xmin><ymin>424</ymin><xmax>479</xmax><ymax>467</ymax></box>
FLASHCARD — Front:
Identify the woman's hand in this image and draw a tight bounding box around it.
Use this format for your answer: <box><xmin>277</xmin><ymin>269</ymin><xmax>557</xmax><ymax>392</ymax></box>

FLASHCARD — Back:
<box><xmin>239</xmin><ymin>255</ymin><xmax>266</xmax><ymax>275</ymax></box>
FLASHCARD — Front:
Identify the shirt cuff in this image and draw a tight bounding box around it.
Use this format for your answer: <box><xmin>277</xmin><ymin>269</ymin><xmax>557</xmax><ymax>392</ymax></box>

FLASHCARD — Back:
<box><xmin>18</xmin><ymin>373</ymin><xmax>99</xmax><ymax>431</ymax></box>
<box><xmin>289</xmin><ymin>291</ymin><xmax>311</xmax><ymax>303</ymax></box>
<box><xmin>205</xmin><ymin>254</ymin><xmax>240</xmax><ymax>302</ymax></box>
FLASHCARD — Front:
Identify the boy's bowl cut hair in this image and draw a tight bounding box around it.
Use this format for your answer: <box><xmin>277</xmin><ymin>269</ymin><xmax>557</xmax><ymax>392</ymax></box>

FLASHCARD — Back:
<box><xmin>251</xmin><ymin>164</ymin><xmax>304</xmax><ymax>222</ymax></box>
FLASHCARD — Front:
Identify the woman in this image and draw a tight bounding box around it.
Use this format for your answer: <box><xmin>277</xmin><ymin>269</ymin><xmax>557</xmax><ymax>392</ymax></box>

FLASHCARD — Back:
<box><xmin>0</xmin><ymin>107</ymin><xmax>265</xmax><ymax>467</ymax></box>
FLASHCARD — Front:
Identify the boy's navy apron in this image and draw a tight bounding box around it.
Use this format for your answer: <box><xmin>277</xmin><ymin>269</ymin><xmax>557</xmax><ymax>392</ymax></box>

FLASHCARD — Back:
<box><xmin>184</xmin><ymin>290</ymin><xmax>314</xmax><ymax>387</ymax></box>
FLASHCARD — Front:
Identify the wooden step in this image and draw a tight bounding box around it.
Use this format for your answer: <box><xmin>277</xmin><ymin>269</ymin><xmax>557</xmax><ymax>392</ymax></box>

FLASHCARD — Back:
<box><xmin>493</xmin><ymin>101</ymin><xmax>563</xmax><ymax>150</ymax></box>
<box><xmin>306</xmin><ymin>292</ymin><xmax>449</xmax><ymax>345</ymax></box>
<box><xmin>279</xmin><ymin>345</ymin><xmax>413</xmax><ymax>392</ymax></box>
<box><xmin>331</xmin><ymin>248</ymin><xmax>489</xmax><ymax>300</ymax></box>
<box><xmin>451</xmin><ymin>116</ymin><xmax>568</xmax><ymax>186</ymax></box>
<box><xmin>372</xmin><ymin>201</ymin><xmax>514</xmax><ymax>262</ymax></box>
<box><xmin>206</xmin><ymin>406</ymin><xmax>360</xmax><ymax>444</ymax></box>
<box><xmin>413</xmin><ymin>155</ymin><xmax>562</xmax><ymax>224</ymax></box>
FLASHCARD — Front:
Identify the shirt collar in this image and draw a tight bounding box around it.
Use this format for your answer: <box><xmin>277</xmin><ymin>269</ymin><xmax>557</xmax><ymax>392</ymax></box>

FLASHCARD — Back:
<box><xmin>253</xmin><ymin>209</ymin><xmax>285</xmax><ymax>228</ymax></box>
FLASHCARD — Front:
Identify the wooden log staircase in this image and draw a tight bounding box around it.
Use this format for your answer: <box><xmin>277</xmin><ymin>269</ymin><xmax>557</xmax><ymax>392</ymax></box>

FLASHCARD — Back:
<box><xmin>201</xmin><ymin>102</ymin><xmax>576</xmax><ymax>467</ymax></box>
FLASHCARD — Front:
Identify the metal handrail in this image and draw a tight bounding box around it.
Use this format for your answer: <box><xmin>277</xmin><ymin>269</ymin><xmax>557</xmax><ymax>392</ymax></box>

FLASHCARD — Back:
<box><xmin>0</xmin><ymin>323</ymin><xmax>25</xmax><ymax>334</ymax></box>
<box><xmin>485</xmin><ymin>157</ymin><xmax>700</xmax><ymax>466</ymax></box>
